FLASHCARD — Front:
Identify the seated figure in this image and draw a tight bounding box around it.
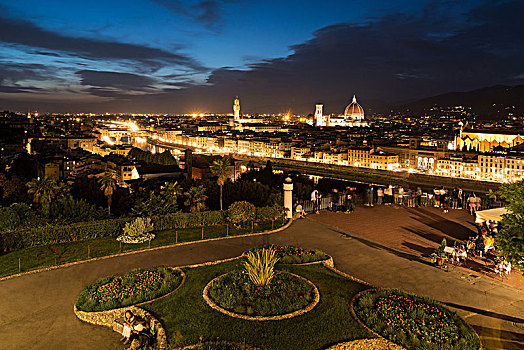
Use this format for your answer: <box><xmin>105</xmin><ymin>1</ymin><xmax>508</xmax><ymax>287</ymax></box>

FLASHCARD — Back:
<box><xmin>120</xmin><ymin>310</ymin><xmax>136</xmax><ymax>344</ymax></box>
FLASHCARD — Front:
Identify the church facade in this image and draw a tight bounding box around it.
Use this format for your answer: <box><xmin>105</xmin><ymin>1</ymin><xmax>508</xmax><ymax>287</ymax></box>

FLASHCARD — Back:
<box><xmin>315</xmin><ymin>95</ymin><xmax>367</xmax><ymax>127</ymax></box>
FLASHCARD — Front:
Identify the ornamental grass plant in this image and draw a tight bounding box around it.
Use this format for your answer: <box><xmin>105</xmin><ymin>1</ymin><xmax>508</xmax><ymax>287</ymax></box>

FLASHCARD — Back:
<box><xmin>243</xmin><ymin>248</ymin><xmax>279</xmax><ymax>286</ymax></box>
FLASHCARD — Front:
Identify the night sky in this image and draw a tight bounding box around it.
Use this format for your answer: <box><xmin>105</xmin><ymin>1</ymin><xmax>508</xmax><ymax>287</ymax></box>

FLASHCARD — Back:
<box><xmin>0</xmin><ymin>0</ymin><xmax>522</xmax><ymax>114</ymax></box>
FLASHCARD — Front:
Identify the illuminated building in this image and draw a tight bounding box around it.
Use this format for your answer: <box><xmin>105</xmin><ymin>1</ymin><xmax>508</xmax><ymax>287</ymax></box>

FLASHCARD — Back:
<box><xmin>455</xmin><ymin>123</ymin><xmax>524</xmax><ymax>152</ymax></box>
<box><xmin>315</xmin><ymin>95</ymin><xmax>368</xmax><ymax>127</ymax></box>
<box><xmin>347</xmin><ymin>147</ymin><xmax>399</xmax><ymax>170</ymax></box>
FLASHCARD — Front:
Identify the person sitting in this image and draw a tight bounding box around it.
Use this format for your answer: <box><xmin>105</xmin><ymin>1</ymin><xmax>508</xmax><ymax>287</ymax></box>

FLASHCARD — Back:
<box><xmin>466</xmin><ymin>239</ymin><xmax>476</xmax><ymax>256</ymax></box>
<box><xmin>130</xmin><ymin>317</ymin><xmax>151</xmax><ymax>349</ymax></box>
<box><xmin>484</xmin><ymin>235</ymin><xmax>495</xmax><ymax>254</ymax></box>
<box><xmin>295</xmin><ymin>202</ymin><xmax>306</xmax><ymax>218</ymax></box>
<box><xmin>475</xmin><ymin>236</ymin><xmax>485</xmax><ymax>258</ymax></box>
<box><xmin>120</xmin><ymin>310</ymin><xmax>136</xmax><ymax>344</ymax></box>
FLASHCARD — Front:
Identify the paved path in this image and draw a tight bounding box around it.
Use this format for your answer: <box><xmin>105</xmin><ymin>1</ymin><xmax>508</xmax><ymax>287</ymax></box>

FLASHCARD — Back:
<box><xmin>0</xmin><ymin>209</ymin><xmax>523</xmax><ymax>349</ymax></box>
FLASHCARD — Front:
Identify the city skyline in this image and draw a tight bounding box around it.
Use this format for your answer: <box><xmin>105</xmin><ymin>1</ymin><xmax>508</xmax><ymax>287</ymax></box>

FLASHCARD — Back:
<box><xmin>0</xmin><ymin>0</ymin><xmax>523</xmax><ymax>113</ymax></box>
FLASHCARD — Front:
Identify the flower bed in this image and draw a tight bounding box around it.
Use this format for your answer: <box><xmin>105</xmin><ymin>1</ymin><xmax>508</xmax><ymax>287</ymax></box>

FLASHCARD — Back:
<box><xmin>182</xmin><ymin>341</ymin><xmax>259</xmax><ymax>349</ymax></box>
<box><xmin>353</xmin><ymin>289</ymin><xmax>480</xmax><ymax>350</ymax></box>
<box><xmin>326</xmin><ymin>339</ymin><xmax>405</xmax><ymax>350</ymax></box>
<box><xmin>116</xmin><ymin>232</ymin><xmax>155</xmax><ymax>244</ymax></box>
<box><xmin>248</xmin><ymin>245</ymin><xmax>329</xmax><ymax>264</ymax></box>
<box><xmin>207</xmin><ymin>268</ymin><xmax>316</xmax><ymax>317</ymax></box>
<box><xmin>76</xmin><ymin>267</ymin><xmax>183</xmax><ymax>312</ymax></box>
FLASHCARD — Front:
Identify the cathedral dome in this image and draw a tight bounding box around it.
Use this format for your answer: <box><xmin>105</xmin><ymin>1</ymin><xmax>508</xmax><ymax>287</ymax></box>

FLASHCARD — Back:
<box><xmin>344</xmin><ymin>95</ymin><xmax>364</xmax><ymax>119</ymax></box>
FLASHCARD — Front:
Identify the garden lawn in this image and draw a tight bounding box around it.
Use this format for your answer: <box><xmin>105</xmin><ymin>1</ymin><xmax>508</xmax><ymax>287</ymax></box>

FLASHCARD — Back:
<box><xmin>141</xmin><ymin>261</ymin><xmax>372</xmax><ymax>350</ymax></box>
<box><xmin>0</xmin><ymin>221</ymin><xmax>285</xmax><ymax>278</ymax></box>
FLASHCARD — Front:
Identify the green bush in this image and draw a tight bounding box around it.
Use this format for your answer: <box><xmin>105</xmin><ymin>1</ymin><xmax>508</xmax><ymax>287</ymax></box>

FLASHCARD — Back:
<box><xmin>0</xmin><ymin>217</ymin><xmax>131</xmax><ymax>253</ymax></box>
<box><xmin>227</xmin><ymin>201</ymin><xmax>256</xmax><ymax>226</ymax></box>
<box><xmin>76</xmin><ymin>267</ymin><xmax>182</xmax><ymax>312</ymax></box>
<box><xmin>255</xmin><ymin>206</ymin><xmax>284</xmax><ymax>222</ymax></box>
<box><xmin>354</xmin><ymin>289</ymin><xmax>480</xmax><ymax>350</ymax></box>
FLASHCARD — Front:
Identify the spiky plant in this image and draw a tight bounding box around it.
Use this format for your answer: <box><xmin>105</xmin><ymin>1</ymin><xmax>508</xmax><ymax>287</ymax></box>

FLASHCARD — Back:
<box><xmin>243</xmin><ymin>248</ymin><xmax>279</xmax><ymax>286</ymax></box>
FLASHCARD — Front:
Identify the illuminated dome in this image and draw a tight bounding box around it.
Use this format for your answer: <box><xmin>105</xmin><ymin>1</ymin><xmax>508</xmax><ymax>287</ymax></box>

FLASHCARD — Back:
<box><xmin>344</xmin><ymin>95</ymin><xmax>364</xmax><ymax>120</ymax></box>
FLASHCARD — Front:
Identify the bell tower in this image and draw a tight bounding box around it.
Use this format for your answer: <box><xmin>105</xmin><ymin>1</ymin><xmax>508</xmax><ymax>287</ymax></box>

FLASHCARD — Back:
<box><xmin>233</xmin><ymin>96</ymin><xmax>240</xmax><ymax>121</ymax></box>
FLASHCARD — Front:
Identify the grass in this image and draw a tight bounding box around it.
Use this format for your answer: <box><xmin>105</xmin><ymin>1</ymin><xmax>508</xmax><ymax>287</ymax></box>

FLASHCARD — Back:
<box><xmin>0</xmin><ymin>220</ymin><xmax>285</xmax><ymax>279</ymax></box>
<box><xmin>141</xmin><ymin>260</ymin><xmax>371</xmax><ymax>350</ymax></box>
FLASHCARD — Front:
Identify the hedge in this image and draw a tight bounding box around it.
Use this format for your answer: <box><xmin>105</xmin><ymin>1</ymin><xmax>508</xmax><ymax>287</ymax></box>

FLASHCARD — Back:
<box><xmin>0</xmin><ymin>206</ymin><xmax>284</xmax><ymax>253</ymax></box>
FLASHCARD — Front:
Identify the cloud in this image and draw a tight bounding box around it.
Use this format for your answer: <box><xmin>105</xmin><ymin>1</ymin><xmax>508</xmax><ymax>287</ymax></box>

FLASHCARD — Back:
<box><xmin>76</xmin><ymin>70</ymin><xmax>157</xmax><ymax>92</ymax></box>
<box><xmin>153</xmin><ymin>0</ymin><xmax>233</xmax><ymax>29</ymax></box>
<box><xmin>0</xmin><ymin>15</ymin><xmax>207</xmax><ymax>73</ymax></box>
<box><xmin>2</xmin><ymin>0</ymin><xmax>524</xmax><ymax>114</ymax></box>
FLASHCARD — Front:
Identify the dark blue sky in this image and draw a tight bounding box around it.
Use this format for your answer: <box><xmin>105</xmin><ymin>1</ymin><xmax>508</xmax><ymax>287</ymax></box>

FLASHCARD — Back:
<box><xmin>0</xmin><ymin>0</ymin><xmax>522</xmax><ymax>113</ymax></box>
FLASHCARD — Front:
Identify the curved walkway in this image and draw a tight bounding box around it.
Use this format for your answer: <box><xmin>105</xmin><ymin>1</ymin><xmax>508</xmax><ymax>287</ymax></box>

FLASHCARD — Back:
<box><xmin>0</xmin><ymin>209</ymin><xmax>523</xmax><ymax>349</ymax></box>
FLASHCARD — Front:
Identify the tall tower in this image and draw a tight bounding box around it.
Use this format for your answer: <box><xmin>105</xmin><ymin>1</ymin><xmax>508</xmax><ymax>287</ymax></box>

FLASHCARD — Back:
<box><xmin>315</xmin><ymin>104</ymin><xmax>323</xmax><ymax>127</ymax></box>
<box><xmin>233</xmin><ymin>96</ymin><xmax>240</xmax><ymax>121</ymax></box>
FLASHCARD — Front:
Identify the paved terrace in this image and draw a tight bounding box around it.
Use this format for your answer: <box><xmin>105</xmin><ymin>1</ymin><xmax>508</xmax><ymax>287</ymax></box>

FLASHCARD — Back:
<box><xmin>310</xmin><ymin>205</ymin><xmax>524</xmax><ymax>290</ymax></box>
<box><xmin>0</xmin><ymin>207</ymin><xmax>522</xmax><ymax>349</ymax></box>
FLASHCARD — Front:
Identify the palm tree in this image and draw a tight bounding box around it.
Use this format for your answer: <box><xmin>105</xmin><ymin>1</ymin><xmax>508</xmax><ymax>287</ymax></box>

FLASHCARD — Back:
<box><xmin>98</xmin><ymin>171</ymin><xmax>118</xmax><ymax>217</ymax></box>
<box><xmin>26</xmin><ymin>176</ymin><xmax>68</xmax><ymax>216</ymax></box>
<box><xmin>159</xmin><ymin>181</ymin><xmax>182</xmax><ymax>213</ymax></box>
<box><xmin>210</xmin><ymin>157</ymin><xmax>230</xmax><ymax>211</ymax></box>
<box><xmin>184</xmin><ymin>186</ymin><xmax>208</xmax><ymax>213</ymax></box>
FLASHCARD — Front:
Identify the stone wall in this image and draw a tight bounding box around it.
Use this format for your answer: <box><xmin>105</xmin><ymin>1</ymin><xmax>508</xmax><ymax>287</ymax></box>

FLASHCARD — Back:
<box><xmin>74</xmin><ymin>305</ymin><xmax>167</xmax><ymax>349</ymax></box>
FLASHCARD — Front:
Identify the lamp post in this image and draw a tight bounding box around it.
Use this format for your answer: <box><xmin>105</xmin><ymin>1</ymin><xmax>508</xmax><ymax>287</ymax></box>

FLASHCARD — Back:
<box><xmin>283</xmin><ymin>176</ymin><xmax>293</xmax><ymax>219</ymax></box>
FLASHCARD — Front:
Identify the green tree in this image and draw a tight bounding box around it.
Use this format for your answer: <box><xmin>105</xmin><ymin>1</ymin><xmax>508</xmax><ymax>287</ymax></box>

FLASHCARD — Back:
<box><xmin>210</xmin><ymin>157</ymin><xmax>230</xmax><ymax>211</ymax></box>
<box><xmin>184</xmin><ymin>185</ymin><xmax>207</xmax><ymax>213</ymax></box>
<box><xmin>159</xmin><ymin>181</ymin><xmax>181</xmax><ymax>212</ymax></box>
<box><xmin>496</xmin><ymin>181</ymin><xmax>524</xmax><ymax>275</ymax></box>
<box><xmin>98</xmin><ymin>171</ymin><xmax>118</xmax><ymax>217</ymax></box>
<box><xmin>227</xmin><ymin>201</ymin><xmax>256</xmax><ymax>227</ymax></box>
<box><xmin>26</xmin><ymin>176</ymin><xmax>68</xmax><ymax>216</ymax></box>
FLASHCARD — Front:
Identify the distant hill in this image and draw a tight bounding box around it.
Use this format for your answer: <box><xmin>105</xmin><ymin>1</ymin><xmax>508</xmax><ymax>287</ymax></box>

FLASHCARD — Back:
<box><xmin>392</xmin><ymin>85</ymin><xmax>524</xmax><ymax>119</ymax></box>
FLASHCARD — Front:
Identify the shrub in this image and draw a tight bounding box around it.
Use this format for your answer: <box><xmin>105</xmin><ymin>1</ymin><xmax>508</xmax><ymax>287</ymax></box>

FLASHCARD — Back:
<box><xmin>227</xmin><ymin>201</ymin><xmax>256</xmax><ymax>226</ymax></box>
<box><xmin>243</xmin><ymin>248</ymin><xmax>279</xmax><ymax>286</ymax></box>
<box><xmin>255</xmin><ymin>206</ymin><xmax>284</xmax><ymax>222</ymax></box>
<box><xmin>0</xmin><ymin>217</ymin><xmax>132</xmax><ymax>253</ymax></box>
<box><xmin>117</xmin><ymin>217</ymin><xmax>155</xmax><ymax>243</ymax></box>
<box><xmin>76</xmin><ymin>267</ymin><xmax>182</xmax><ymax>312</ymax></box>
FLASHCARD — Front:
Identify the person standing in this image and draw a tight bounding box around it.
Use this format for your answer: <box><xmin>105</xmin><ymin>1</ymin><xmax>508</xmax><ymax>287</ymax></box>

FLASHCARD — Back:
<box><xmin>441</xmin><ymin>187</ymin><xmax>449</xmax><ymax>213</ymax></box>
<box><xmin>366</xmin><ymin>184</ymin><xmax>374</xmax><ymax>206</ymax></box>
<box><xmin>331</xmin><ymin>188</ymin><xmax>340</xmax><ymax>212</ymax></box>
<box><xmin>457</xmin><ymin>187</ymin><xmax>463</xmax><ymax>209</ymax></box>
<box><xmin>416</xmin><ymin>187</ymin><xmax>422</xmax><ymax>207</ymax></box>
<box><xmin>310</xmin><ymin>189</ymin><xmax>318</xmax><ymax>214</ymax></box>
<box><xmin>345</xmin><ymin>187</ymin><xmax>354</xmax><ymax>213</ymax></box>
<box><xmin>377</xmin><ymin>187</ymin><xmax>384</xmax><ymax>205</ymax></box>
<box><xmin>385</xmin><ymin>185</ymin><xmax>393</xmax><ymax>205</ymax></box>
<box><xmin>398</xmin><ymin>186</ymin><xmax>405</xmax><ymax>206</ymax></box>
<box><xmin>452</xmin><ymin>187</ymin><xmax>459</xmax><ymax>209</ymax></box>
